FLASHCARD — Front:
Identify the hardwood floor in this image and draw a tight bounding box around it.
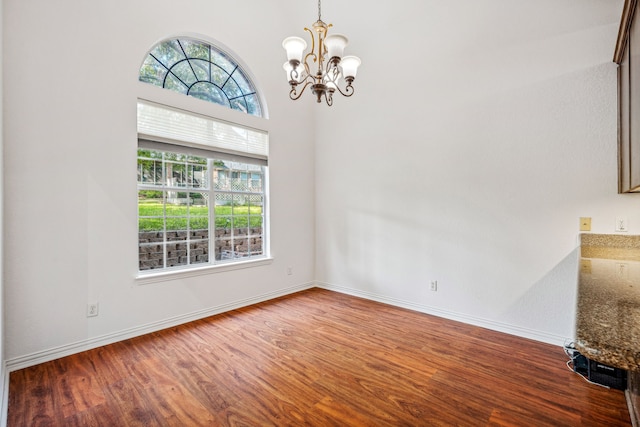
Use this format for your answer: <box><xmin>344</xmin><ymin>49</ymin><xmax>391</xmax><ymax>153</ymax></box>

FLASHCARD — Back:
<box><xmin>8</xmin><ymin>288</ymin><xmax>631</xmax><ymax>426</ymax></box>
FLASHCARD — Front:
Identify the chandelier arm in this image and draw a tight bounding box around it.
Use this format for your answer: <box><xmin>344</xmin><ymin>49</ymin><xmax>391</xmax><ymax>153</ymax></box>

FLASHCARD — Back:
<box><xmin>333</xmin><ymin>83</ymin><xmax>355</xmax><ymax>98</ymax></box>
<box><xmin>289</xmin><ymin>80</ymin><xmax>314</xmax><ymax>101</ymax></box>
<box><xmin>288</xmin><ymin>61</ymin><xmax>312</xmax><ymax>84</ymax></box>
<box><xmin>288</xmin><ymin>67</ymin><xmax>301</xmax><ymax>83</ymax></box>
<box><xmin>324</xmin><ymin>59</ymin><xmax>339</xmax><ymax>80</ymax></box>
<box><xmin>304</xmin><ymin>27</ymin><xmax>317</xmax><ymax>65</ymax></box>
<box><xmin>325</xmin><ymin>91</ymin><xmax>333</xmax><ymax>106</ymax></box>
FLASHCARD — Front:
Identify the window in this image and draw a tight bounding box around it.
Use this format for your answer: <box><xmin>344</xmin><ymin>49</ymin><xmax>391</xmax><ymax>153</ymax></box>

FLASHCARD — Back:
<box><xmin>140</xmin><ymin>37</ymin><xmax>262</xmax><ymax>117</ymax></box>
<box><xmin>138</xmin><ymin>149</ymin><xmax>266</xmax><ymax>271</ymax></box>
<box><xmin>137</xmin><ymin>36</ymin><xmax>268</xmax><ymax>275</ymax></box>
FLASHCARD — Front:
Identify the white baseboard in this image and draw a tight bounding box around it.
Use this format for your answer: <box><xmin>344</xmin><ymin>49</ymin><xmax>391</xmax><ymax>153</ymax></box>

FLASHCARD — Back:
<box><xmin>6</xmin><ymin>282</ymin><xmax>315</xmax><ymax>372</ymax></box>
<box><xmin>316</xmin><ymin>281</ymin><xmax>568</xmax><ymax>347</ymax></box>
<box><xmin>4</xmin><ymin>280</ymin><xmax>565</xmax><ymax>388</ymax></box>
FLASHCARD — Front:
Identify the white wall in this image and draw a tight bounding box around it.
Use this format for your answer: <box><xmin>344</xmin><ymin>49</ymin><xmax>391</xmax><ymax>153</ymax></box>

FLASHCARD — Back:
<box><xmin>0</xmin><ymin>0</ymin><xmax>5</xmax><ymax>419</ymax></box>
<box><xmin>4</xmin><ymin>0</ymin><xmax>638</xmax><ymax>365</ymax></box>
<box><xmin>3</xmin><ymin>0</ymin><xmax>315</xmax><ymax>363</ymax></box>
<box><xmin>315</xmin><ymin>0</ymin><xmax>639</xmax><ymax>345</ymax></box>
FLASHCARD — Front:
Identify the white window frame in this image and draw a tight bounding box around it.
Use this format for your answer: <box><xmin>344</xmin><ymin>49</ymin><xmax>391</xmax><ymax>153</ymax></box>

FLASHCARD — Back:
<box><xmin>137</xmin><ymin>148</ymin><xmax>270</xmax><ymax>280</ymax></box>
<box><xmin>135</xmin><ymin>86</ymin><xmax>272</xmax><ymax>284</ymax></box>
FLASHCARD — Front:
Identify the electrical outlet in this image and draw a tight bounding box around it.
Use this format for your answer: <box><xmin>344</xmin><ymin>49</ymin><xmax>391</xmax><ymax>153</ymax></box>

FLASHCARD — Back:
<box><xmin>430</xmin><ymin>280</ymin><xmax>438</xmax><ymax>292</ymax></box>
<box><xmin>615</xmin><ymin>216</ymin><xmax>628</xmax><ymax>232</ymax></box>
<box><xmin>286</xmin><ymin>267</ymin><xmax>293</xmax><ymax>276</ymax></box>
<box><xmin>87</xmin><ymin>303</ymin><xmax>99</xmax><ymax>317</ymax></box>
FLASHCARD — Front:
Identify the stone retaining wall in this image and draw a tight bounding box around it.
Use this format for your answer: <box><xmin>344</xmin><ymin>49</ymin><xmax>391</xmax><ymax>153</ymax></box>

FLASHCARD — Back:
<box><xmin>139</xmin><ymin>228</ymin><xmax>263</xmax><ymax>270</ymax></box>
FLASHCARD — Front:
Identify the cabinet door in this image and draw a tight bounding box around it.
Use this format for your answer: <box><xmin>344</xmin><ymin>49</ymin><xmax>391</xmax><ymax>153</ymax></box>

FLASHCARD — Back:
<box><xmin>620</xmin><ymin>45</ymin><xmax>630</xmax><ymax>192</ymax></box>
<box><xmin>630</xmin><ymin>3</ymin><xmax>640</xmax><ymax>191</ymax></box>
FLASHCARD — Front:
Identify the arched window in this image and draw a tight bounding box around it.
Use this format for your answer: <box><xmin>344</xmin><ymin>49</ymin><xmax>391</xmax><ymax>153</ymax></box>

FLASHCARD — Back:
<box><xmin>137</xmin><ymin>37</ymin><xmax>269</xmax><ymax>278</ymax></box>
<box><xmin>139</xmin><ymin>37</ymin><xmax>263</xmax><ymax>117</ymax></box>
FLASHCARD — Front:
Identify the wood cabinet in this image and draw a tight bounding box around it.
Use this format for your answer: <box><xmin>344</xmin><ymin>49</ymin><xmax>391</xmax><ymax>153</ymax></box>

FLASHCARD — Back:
<box><xmin>617</xmin><ymin>0</ymin><xmax>640</xmax><ymax>192</ymax></box>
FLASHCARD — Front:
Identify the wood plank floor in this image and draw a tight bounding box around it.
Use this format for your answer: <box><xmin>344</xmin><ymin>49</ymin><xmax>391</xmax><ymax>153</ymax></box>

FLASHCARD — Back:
<box><xmin>8</xmin><ymin>288</ymin><xmax>631</xmax><ymax>426</ymax></box>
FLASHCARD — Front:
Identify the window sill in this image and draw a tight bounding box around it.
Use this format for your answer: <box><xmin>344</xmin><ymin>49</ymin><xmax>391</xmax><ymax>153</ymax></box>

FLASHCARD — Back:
<box><xmin>135</xmin><ymin>256</ymin><xmax>274</xmax><ymax>286</ymax></box>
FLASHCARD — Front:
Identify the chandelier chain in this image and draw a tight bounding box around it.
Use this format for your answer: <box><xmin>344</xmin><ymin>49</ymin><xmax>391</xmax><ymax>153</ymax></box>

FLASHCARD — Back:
<box><xmin>318</xmin><ymin>0</ymin><xmax>322</xmax><ymax>21</ymax></box>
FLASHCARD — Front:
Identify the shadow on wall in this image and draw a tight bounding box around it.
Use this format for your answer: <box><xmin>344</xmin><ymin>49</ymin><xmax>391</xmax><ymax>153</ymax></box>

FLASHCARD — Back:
<box><xmin>500</xmin><ymin>247</ymin><xmax>580</xmax><ymax>342</ymax></box>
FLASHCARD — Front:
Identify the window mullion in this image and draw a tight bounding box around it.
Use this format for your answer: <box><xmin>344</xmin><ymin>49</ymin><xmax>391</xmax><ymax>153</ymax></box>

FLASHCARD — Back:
<box><xmin>138</xmin><ymin>147</ymin><xmax>266</xmax><ymax>274</ymax></box>
<box><xmin>162</xmin><ymin>153</ymin><xmax>168</xmax><ymax>270</ymax></box>
<box><xmin>185</xmin><ymin>158</ymin><xmax>191</xmax><ymax>268</ymax></box>
<box><xmin>208</xmin><ymin>158</ymin><xmax>215</xmax><ymax>267</ymax></box>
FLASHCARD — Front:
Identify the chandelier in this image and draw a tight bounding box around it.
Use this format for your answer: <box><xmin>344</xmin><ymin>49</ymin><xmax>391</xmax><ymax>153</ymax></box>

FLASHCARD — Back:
<box><xmin>282</xmin><ymin>0</ymin><xmax>361</xmax><ymax>106</ymax></box>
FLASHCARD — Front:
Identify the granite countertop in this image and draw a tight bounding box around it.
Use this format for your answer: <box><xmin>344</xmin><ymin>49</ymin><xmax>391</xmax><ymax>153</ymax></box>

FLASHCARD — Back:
<box><xmin>575</xmin><ymin>234</ymin><xmax>640</xmax><ymax>371</ymax></box>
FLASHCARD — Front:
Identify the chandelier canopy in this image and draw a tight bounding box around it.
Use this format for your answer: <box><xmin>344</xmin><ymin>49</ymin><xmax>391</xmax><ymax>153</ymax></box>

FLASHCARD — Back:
<box><xmin>282</xmin><ymin>0</ymin><xmax>361</xmax><ymax>106</ymax></box>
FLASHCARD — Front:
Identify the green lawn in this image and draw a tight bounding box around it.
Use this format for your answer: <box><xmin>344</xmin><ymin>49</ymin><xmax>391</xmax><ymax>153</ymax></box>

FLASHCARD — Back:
<box><xmin>138</xmin><ymin>202</ymin><xmax>263</xmax><ymax>231</ymax></box>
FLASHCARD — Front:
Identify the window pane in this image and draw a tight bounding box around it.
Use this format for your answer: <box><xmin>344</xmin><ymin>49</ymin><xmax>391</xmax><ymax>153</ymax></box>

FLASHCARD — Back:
<box><xmin>139</xmin><ymin>56</ymin><xmax>166</xmax><ymax>86</ymax></box>
<box><xmin>190</xmin><ymin>192</ymin><xmax>209</xmax><ymax>230</ymax></box>
<box><xmin>223</xmin><ymin>78</ymin><xmax>242</xmax><ymax>99</ymax></box>
<box><xmin>139</xmin><ymin>38</ymin><xmax>263</xmax><ymax>117</ymax></box>
<box><xmin>139</xmin><ymin>191</ymin><xmax>164</xmax><ymax>219</ymax></box>
<box><xmin>163</xmin><ymin>151</ymin><xmax>184</xmax><ymax>162</ymax></box>
<box><xmin>189</xmin><ymin>163</ymin><xmax>208</xmax><ymax>188</ymax></box>
<box><xmin>138</xmin><ymin>150</ymin><xmax>163</xmax><ymax>184</ymax></box>
<box><xmin>191</xmin><ymin>215</ymin><xmax>209</xmax><ymax>231</ymax></box>
<box><xmin>248</xmin><ymin>194</ymin><xmax>264</xmax><ymax>228</ymax></box>
<box><xmin>249</xmin><ymin>237</ymin><xmax>262</xmax><ymax>256</ymax></box>
<box><xmin>190</xmin><ymin>192</ymin><xmax>208</xmax><ymax>211</ymax></box>
<box><xmin>139</xmin><ymin>243</ymin><xmax>164</xmax><ymax>270</ymax></box>
<box><xmin>190</xmin><ymin>240</ymin><xmax>209</xmax><ymax>265</ymax></box>
<box><xmin>139</xmin><ymin>218</ymin><xmax>165</xmax><ymax>232</ymax></box>
<box><xmin>164</xmin><ymin>73</ymin><xmax>188</xmax><ymax>94</ymax></box>
<box><xmin>189</xmin><ymin>82</ymin><xmax>229</xmax><ymax>106</ymax></box>
<box><xmin>231</xmin><ymin>70</ymin><xmax>252</xmax><ymax>94</ymax></box>
<box><xmin>234</xmin><ymin>237</ymin><xmax>250</xmax><ymax>258</ymax></box>
<box><xmin>231</xmin><ymin>172</ymin><xmax>248</xmax><ymax>192</ymax></box>
<box><xmin>181</xmin><ymin>39</ymin><xmax>210</xmax><ymax>61</ymax></box>
<box><xmin>171</xmin><ymin>61</ymin><xmax>198</xmax><ymax>86</ymax></box>
<box><xmin>166</xmin><ymin>161</ymin><xmax>187</xmax><ymax>187</ymax></box>
<box><xmin>166</xmin><ymin>218</ymin><xmax>188</xmax><ymax>235</ymax></box>
<box><xmin>245</xmin><ymin>94</ymin><xmax>261</xmax><ymax>116</ymax></box>
<box><xmin>250</xmin><ymin>174</ymin><xmax>263</xmax><ymax>192</ymax></box>
<box><xmin>215</xmin><ymin>192</ymin><xmax>233</xmax><ymax>208</ymax></box>
<box><xmin>213</xmin><ymin>166</ymin><xmax>229</xmax><ymax>190</ymax></box>
<box><xmin>138</xmin><ymin>147</ymin><xmax>266</xmax><ymax>272</ymax></box>
<box><xmin>216</xmin><ymin>237</ymin><xmax>232</xmax><ymax>260</ymax></box>
<box><xmin>188</xmin><ymin>154</ymin><xmax>207</xmax><ymax>164</ymax></box>
<box><xmin>230</xmin><ymin>98</ymin><xmax>248</xmax><ymax>114</ymax></box>
<box><xmin>248</xmin><ymin>193</ymin><xmax>263</xmax><ymax>206</ymax></box>
<box><xmin>190</xmin><ymin>59</ymin><xmax>210</xmax><ymax>81</ymax></box>
<box><xmin>211</xmin><ymin>50</ymin><xmax>235</xmax><ymax>74</ymax></box>
<box><xmin>150</xmin><ymin>39</ymin><xmax>185</xmax><ymax>68</ymax></box>
<box><xmin>138</xmin><ymin>160</ymin><xmax>163</xmax><ymax>185</ymax></box>
<box><xmin>139</xmin><ymin>178</ymin><xmax>166</xmax><ymax>272</ymax></box>
<box><xmin>232</xmin><ymin>193</ymin><xmax>247</xmax><ymax>209</ymax></box>
<box><xmin>166</xmin><ymin>242</ymin><xmax>188</xmax><ymax>267</ymax></box>
<box><xmin>210</xmin><ymin>65</ymin><xmax>229</xmax><ymax>87</ymax></box>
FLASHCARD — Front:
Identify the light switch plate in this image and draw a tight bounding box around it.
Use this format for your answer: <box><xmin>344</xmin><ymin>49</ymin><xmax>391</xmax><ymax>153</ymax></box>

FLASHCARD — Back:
<box><xmin>579</xmin><ymin>217</ymin><xmax>592</xmax><ymax>232</ymax></box>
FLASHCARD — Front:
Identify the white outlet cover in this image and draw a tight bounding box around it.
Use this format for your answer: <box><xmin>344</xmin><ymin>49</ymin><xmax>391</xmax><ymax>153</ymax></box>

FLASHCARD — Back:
<box><xmin>87</xmin><ymin>303</ymin><xmax>99</xmax><ymax>317</ymax></box>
